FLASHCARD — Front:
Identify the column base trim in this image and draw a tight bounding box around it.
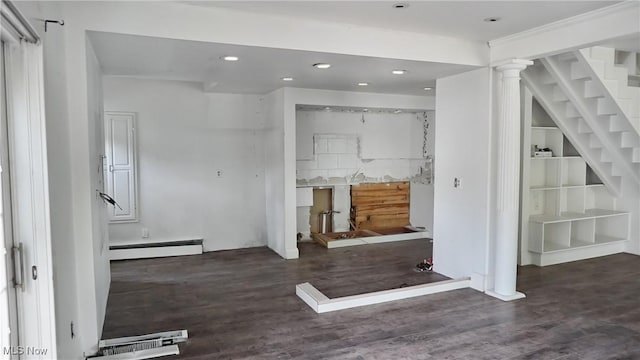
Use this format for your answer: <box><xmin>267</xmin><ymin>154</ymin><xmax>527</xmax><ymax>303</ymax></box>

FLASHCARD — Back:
<box><xmin>485</xmin><ymin>290</ymin><xmax>526</xmax><ymax>302</ymax></box>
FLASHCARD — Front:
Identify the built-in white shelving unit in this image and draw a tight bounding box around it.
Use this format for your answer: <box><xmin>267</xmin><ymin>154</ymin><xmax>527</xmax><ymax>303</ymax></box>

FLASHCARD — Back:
<box><xmin>520</xmin><ymin>90</ymin><xmax>629</xmax><ymax>266</ymax></box>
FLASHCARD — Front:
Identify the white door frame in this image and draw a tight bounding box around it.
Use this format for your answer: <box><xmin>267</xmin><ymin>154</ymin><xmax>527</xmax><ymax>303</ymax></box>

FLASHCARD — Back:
<box><xmin>104</xmin><ymin>111</ymin><xmax>138</xmax><ymax>223</ymax></box>
<box><xmin>1</xmin><ymin>1</ymin><xmax>57</xmax><ymax>357</ymax></box>
<box><xmin>0</xmin><ymin>38</ymin><xmax>20</xmax><ymax>360</ymax></box>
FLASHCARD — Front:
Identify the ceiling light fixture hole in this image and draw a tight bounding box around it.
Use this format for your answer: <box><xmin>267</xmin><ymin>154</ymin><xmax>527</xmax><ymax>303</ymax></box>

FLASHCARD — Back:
<box><xmin>313</xmin><ymin>63</ymin><xmax>331</xmax><ymax>69</ymax></box>
<box><xmin>483</xmin><ymin>17</ymin><xmax>501</xmax><ymax>22</ymax></box>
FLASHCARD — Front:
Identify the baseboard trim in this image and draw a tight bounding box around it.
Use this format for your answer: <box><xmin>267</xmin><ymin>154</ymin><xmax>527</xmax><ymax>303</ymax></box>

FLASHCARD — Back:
<box><xmin>485</xmin><ymin>290</ymin><xmax>526</xmax><ymax>302</ymax></box>
<box><xmin>470</xmin><ymin>272</ymin><xmax>487</xmax><ymax>292</ymax></box>
<box><xmin>296</xmin><ymin>277</ymin><xmax>470</xmax><ymax>314</ymax></box>
<box><xmin>285</xmin><ymin>247</ymin><xmax>300</xmax><ymax>259</ymax></box>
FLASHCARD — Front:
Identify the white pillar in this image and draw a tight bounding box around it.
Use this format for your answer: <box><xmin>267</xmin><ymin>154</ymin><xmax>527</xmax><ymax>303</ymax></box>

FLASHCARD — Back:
<box><xmin>488</xmin><ymin>59</ymin><xmax>532</xmax><ymax>302</ymax></box>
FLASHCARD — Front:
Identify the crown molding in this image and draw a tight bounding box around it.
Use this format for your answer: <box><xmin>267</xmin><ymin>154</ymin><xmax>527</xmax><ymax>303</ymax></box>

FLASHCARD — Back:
<box><xmin>489</xmin><ymin>1</ymin><xmax>639</xmax><ymax>48</ymax></box>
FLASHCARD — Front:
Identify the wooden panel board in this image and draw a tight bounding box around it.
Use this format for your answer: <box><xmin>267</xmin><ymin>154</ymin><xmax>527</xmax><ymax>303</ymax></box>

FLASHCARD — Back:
<box><xmin>350</xmin><ymin>181</ymin><xmax>410</xmax><ymax>230</ymax></box>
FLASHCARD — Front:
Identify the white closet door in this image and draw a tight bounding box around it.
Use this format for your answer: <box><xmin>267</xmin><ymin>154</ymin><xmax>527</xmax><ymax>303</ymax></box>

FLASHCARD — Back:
<box><xmin>104</xmin><ymin>112</ymin><xmax>138</xmax><ymax>222</ymax></box>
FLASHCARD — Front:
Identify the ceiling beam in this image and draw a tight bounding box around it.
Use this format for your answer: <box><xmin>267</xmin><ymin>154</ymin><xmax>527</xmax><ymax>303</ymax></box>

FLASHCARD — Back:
<box><xmin>60</xmin><ymin>1</ymin><xmax>488</xmax><ymax>67</ymax></box>
<box><xmin>489</xmin><ymin>1</ymin><xmax>640</xmax><ymax>63</ymax></box>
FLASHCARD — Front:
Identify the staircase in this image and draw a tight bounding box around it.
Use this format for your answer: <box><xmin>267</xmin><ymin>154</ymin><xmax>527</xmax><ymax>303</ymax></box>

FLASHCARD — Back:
<box><xmin>521</xmin><ymin>50</ymin><xmax>640</xmax><ymax>196</ymax></box>
<box><xmin>578</xmin><ymin>47</ymin><xmax>640</xmax><ymax>133</ymax></box>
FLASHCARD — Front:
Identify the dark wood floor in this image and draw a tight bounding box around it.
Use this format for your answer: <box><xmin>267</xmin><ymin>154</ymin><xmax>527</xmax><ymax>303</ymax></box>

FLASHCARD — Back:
<box><xmin>103</xmin><ymin>240</ymin><xmax>640</xmax><ymax>359</ymax></box>
<box><xmin>299</xmin><ymin>239</ymin><xmax>446</xmax><ymax>298</ymax></box>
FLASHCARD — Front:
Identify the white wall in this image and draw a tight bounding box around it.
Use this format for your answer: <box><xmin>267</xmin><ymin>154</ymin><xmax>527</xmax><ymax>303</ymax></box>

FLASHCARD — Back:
<box><xmin>433</xmin><ymin>68</ymin><xmax>492</xmax><ymax>282</ymax></box>
<box><xmin>86</xmin><ymin>38</ymin><xmax>111</xmax><ymax>339</ymax></box>
<box><xmin>264</xmin><ymin>88</ymin><xmax>288</xmax><ymax>257</ymax></box>
<box><xmin>104</xmin><ymin>77</ymin><xmax>268</xmax><ymax>252</ymax></box>
<box><xmin>297</xmin><ymin>110</ymin><xmax>425</xmax><ymax>161</ymax></box>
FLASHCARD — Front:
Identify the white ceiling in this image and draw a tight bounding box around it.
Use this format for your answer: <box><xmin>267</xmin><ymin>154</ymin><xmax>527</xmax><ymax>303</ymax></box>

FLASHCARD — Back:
<box><xmin>89</xmin><ymin>31</ymin><xmax>477</xmax><ymax>95</ymax></box>
<box><xmin>183</xmin><ymin>1</ymin><xmax>619</xmax><ymax>42</ymax></box>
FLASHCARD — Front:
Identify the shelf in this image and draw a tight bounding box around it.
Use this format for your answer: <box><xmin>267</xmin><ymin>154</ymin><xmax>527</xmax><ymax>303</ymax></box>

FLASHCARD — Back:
<box><xmin>582</xmin><ymin>209</ymin><xmax>629</xmax><ymax>218</ymax></box>
<box><xmin>570</xmin><ymin>238</ymin><xmax>593</xmax><ymax>248</ymax></box>
<box><xmin>531</xmin><ymin>127</ymin><xmax>563</xmax><ymax>157</ymax></box>
<box><xmin>543</xmin><ymin>241</ymin><xmax>570</xmax><ymax>252</ymax></box>
<box><xmin>585</xmin><ymin>186</ymin><xmax>615</xmax><ymax>209</ymax></box>
<box><xmin>530</xmin><ymin>209</ymin><xmax>629</xmax><ymax>224</ymax></box>
<box><xmin>537</xmin><ymin>237</ymin><xmax>626</xmax><ymax>254</ymax></box>
<box><xmin>594</xmin><ymin>234</ymin><xmax>627</xmax><ymax>244</ymax></box>
<box><xmin>530</xmin><ymin>156</ymin><xmax>582</xmax><ymax>160</ymax></box>
<box><xmin>529</xmin><ymin>188</ymin><xmax>560</xmax><ymax>216</ymax></box>
<box><xmin>523</xmin><ymin>91</ymin><xmax>628</xmax><ymax>266</ymax></box>
<box><xmin>562</xmin><ymin>158</ymin><xmax>586</xmax><ymax>187</ymax></box>
<box><xmin>530</xmin><ymin>185</ymin><xmax>560</xmax><ymax>191</ymax></box>
<box><xmin>560</xmin><ymin>187</ymin><xmax>585</xmax><ymax>213</ymax></box>
<box><xmin>530</xmin><ymin>159</ymin><xmax>560</xmax><ymax>188</ymax></box>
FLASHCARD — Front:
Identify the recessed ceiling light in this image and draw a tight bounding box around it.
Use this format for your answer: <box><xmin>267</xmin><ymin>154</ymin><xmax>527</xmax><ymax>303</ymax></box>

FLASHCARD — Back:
<box><xmin>357</xmin><ymin>82</ymin><xmax>369</xmax><ymax>86</ymax></box>
<box><xmin>222</xmin><ymin>55</ymin><xmax>239</xmax><ymax>61</ymax></box>
<box><xmin>363</xmin><ymin>108</ymin><xmax>369</xmax><ymax>112</ymax></box>
<box><xmin>392</xmin><ymin>69</ymin><xmax>407</xmax><ymax>75</ymax></box>
<box><xmin>423</xmin><ymin>87</ymin><xmax>433</xmax><ymax>91</ymax></box>
<box><xmin>394</xmin><ymin>109</ymin><xmax>402</xmax><ymax>114</ymax></box>
<box><xmin>313</xmin><ymin>63</ymin><xmax>331</xmax><ymax>69</ymax></box>
<box><xmin>483</xmin><ymin>17</ymin><xmax>501</xmax><ymax>22</ymax></box>
<box><xmin>393</xmin><ymin>3</ymin><xmax>409</xmax><ymax>9</ymax></box>
<box><xmin>282</xmin><ymin>77</ymin><xmax>294</xmax><ymax>81</ymax></box>
<box><xmin>324</xmin><ymin>107</ymin><xmax>331</xmax><ymax>111</ymax></box>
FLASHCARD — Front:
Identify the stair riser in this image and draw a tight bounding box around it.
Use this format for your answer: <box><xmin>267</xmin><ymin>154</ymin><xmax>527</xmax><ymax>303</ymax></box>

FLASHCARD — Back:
<box><xmin>522</xmin><ymin>64</ymin><xmax>635</xmax><ymax>193</ymax></box>
<box><xmin>546</xmin><ymin>54</ymin><xmax>640</xmax><ymax>183</ymax></box>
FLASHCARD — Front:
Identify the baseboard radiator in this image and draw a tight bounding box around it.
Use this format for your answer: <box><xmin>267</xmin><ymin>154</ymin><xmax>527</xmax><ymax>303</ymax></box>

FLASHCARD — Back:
<box><xmin>88</xmin><ymin>330</ymin><xmax>188</xmax><ymax>360</ymax></box>
<box><xmin>109</xmin><ymin>239</ymin><xmax>203</xmax><ymax>261</ymax></box>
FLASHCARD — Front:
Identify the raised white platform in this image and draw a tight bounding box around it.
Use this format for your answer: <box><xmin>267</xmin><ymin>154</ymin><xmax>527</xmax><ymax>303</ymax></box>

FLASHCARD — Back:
<box><xmin>296</xmin><ymin>277</ymin><xmax>470</xmax><ymax>313</ymax></box>
<box><xmin>324</xmin><ymin>229</ymin><xmax>431</xmax><ymax>249</ymax></box>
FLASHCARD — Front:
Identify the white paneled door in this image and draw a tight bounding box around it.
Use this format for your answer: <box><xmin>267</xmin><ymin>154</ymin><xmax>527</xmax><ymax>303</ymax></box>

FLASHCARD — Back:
<box><xmin>104</xmin><ymin>112</ymin><xmax>138</xmax><ymax>222</ymax></box>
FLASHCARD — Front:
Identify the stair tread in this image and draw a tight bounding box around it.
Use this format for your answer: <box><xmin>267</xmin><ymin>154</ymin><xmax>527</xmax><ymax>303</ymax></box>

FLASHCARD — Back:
<box><xmin>525</xmin><ymin>57</ymin><xmax>637</xmax><ymax>194</ymax></box>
